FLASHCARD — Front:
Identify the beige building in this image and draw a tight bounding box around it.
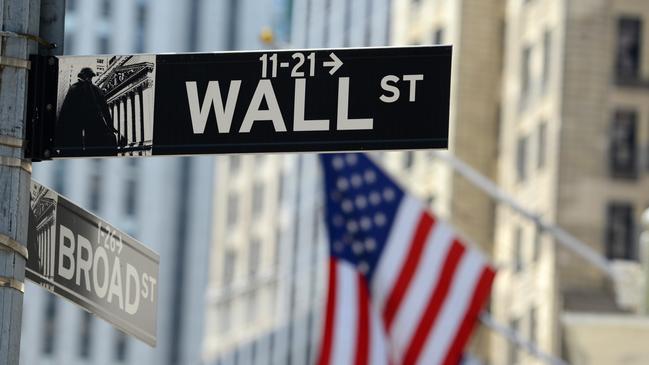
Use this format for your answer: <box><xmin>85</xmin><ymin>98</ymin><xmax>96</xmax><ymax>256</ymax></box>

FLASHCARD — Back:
<box><xmin>392</xmin><ymin>0</ymin><xmax>649</xmax><ymax>364</ymax></box>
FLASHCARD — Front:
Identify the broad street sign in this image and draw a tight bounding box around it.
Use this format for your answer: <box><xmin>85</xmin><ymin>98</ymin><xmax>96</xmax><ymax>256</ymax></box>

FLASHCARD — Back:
<box><xmin>27</xmin><ymin>46</ymin><xmax>451</xmax><ymax>159</ymax></box>
<box><xmin>26</xmin><ymin>180</ymin><xmax>159</xmax><ymax>346</ymax></box>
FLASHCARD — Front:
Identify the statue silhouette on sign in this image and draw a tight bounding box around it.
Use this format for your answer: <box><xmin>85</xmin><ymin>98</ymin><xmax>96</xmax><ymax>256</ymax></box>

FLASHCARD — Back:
<box><xmin>56</xmin><ymin>67</ymin><xmax>122</xmax><ymax>155</ymax></box>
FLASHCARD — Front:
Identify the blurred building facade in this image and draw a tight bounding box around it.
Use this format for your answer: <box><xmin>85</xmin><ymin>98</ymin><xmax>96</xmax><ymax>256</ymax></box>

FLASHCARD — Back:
<box><xmin>392</xmin><ymin>0</ymin><xmax>649</xmax><ymax>364</ymax></box>
<box><xmin>20</xmin><ymin>0</ymin><xmax>278</xmax><ymax>365</ymax></box>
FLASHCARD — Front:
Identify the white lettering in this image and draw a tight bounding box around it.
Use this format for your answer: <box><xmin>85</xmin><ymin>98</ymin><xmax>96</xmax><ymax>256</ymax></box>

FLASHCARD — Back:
<box><xmin>76</xmin><ymin>234</ymin><xmax>93</xmax><ymax>291</ymax></box>
<box><xmin>125</xmin><ymin>263</ymin><xmax>140</xmax><ymax>315</ymax></box>
<box><xmin>337</xmin><ymin>77</ymin><xmax>373</xmax><ymax>130</ymax></box>
<box><xmin>403</xmin><ymin>74</ymin><xmax>424</xmax><ymax>102</ymax></box>
<box><xmin>107</xmin><ymin>256</ymin><xmax>124</xmax><ymax>310</ymax></box>
<box><xmin>380</xmin><ymin>75</ymin><xmax>400</xmax><ymax>103</ymax></box>
<box><xmin>293</xmin><ymin>78</ymin><xmax>329</xmax><ymax>131</ymax></box>
<box><xmin>58</xmin><ymin>225</ymin><xmax>75</xmax><ymax>280</ymax></box>
<box><xmin>240</xmin><ymin>79</ymin><xmax>287</xmax><ymax>133</ymax></box>
<box><xmin>93</xmin><ymin>246</ymin><xmax>110</xmax><ymax>299</ymax></box>
<box><xmin>186</xmin><ymin>80</ymin><xmax>241</xmax><ymax>134</ymax></box>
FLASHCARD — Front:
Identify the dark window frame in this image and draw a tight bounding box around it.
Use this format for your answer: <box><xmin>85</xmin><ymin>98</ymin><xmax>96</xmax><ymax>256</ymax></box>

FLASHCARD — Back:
<box><xmin>605</xmin><ymin>201</ymin><xmax>636</xmax><ymax>260</ymax></box>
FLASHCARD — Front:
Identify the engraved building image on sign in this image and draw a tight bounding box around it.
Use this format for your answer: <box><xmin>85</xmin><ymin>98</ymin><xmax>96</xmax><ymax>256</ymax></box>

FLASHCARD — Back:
<box><xmin>55</xmin><ymin>55</ymin><xmax>156</xmax><ymax>156</ymax></box>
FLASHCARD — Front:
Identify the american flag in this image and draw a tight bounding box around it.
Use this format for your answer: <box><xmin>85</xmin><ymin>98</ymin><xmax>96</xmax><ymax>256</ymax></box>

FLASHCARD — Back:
<box><xmin>317</xmin><ymin>153</ymin><xmax>495</xmax><ymax>365</ymax></box>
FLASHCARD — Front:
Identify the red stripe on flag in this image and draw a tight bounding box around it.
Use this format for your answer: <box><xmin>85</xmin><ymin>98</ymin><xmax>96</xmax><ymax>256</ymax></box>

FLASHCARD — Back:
<box><xmin>317</xmin><ymin>258</ymin><xmax>338</xmax><ymax>365</ymax></box>
<box><xmin>442</xmin><ymin>266</ymin><xmax>496</xmax><ymax>365</ymax></box>
<box><xmin>355</xmin><ymin>275</ymin><xmax>370</xmax><ymax>365</ymax></box>
<box><xmin>383</xmin><ymin>213</ymin><xmax>435</xmax><ymax>330</ymax></box>
<box><xmin>401</xmin><ymin>240</ymin><xmax>466</xmax><ymax>365</ymax></box>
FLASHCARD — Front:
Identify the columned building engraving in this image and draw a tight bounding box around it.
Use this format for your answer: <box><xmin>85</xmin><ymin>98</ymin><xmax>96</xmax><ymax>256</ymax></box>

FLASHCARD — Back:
<box><xmin>96</xmin><ymin>55</ymin><xmax>156</xmax><ymax>156</ymax></box>
<box><xmin>30</xmin><ymin>185</ymin><xmax>58</xmax><ymax>290</ymax></box>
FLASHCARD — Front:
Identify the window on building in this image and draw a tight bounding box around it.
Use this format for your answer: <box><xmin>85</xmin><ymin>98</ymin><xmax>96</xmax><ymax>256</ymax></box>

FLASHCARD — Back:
<box><xmin>125</xmin><ymin>179</ymin><xmax>137</xmax><ymax>216</ymax></box>
<box><xmin>277</xmin><ymin>171</ymin><xmax>285</xmax><ymax>204</ymax></box>
<box><xmin>64</xmin><ymin>34</ymin><xmax>75</xmax><ymax>55</ymax></box>
<box><xmin>532</xmin><ymin>225</ymin><xmax>541</xmax><ymax>262</ymax></box>
<box><xmin>114</xmin><ymin>331</ymin><xmax>128</xmax><ymax>362</ymax></box>
<box><xmin>230</xmin><ymin>155</ymin><xmax>241</xmax><ymax>174</ymax></box>
<box><xmin>514</xmin><ymin>226</ymin><xmax>524</xmax><ymax>272</ymax></box>
<box><xmin>135</xmin><ymin>2</ymin><xmax>148</xmax><ymax>53</ymax></box>
<box><xmin>78</xmin><ymin>311</ymin><xmax>94</xmax><ymax>359</ymax></box>
<box><xmin>227</xmin><ymin>192</ymin><xmax>239</xmax><ymax>227</ymax></box>
<box><xmin>520</xmin><ymin>46</ymin><xmax>532</xmax><ymax>107</ymax></box>
<box><xmin>222</xmin><ymin>249</ymin><xmax>237</xmax><ymax>287</ymax></box>
<box><xmin>252</xmin><ymin>182</ymin><xmax>264</xmax><ymax>217</ymax></box>
<box><xmin>616</xmin><ymin>17</ymin><xmax>642</xmax><ymax>81</ymax></box>
<box><xmin>248</xmin><ymin>238</ymin><xmax>261</xmax><ymax>280</ymax></box>
<box><xmin>404</xmin><ymin>151</ymin><xmax>415</xmax><ymax>169</ymax></box>
<box><xmin>53</xmin><ymin>161</ymin><xmax>67</xmax><ymax>196</ymax></box>
<box><xmin>89</xmin><ymin>160</ymin><xmax>103</xmax><ymax>212</ymax></box>
<box><xmin>42</xmin><ymin>294</ymin><xmax>57</xmax><ymax>355</ymax></box>
<box><xmin>67</xmin><ymin>0</ymin><xmax>77</xmax><ymax>11</ymax></box>
<box><xmin>606</xmin><ymin>202</ymin><xmax>635</xmax><ymax>260</ymax></box>
<box><xmin>516</xmin><ymin>135</ymin><xmax>528</xmax><ymax>182</ymax></box>
<box><xmin>610</xmin><ymin>109</ymin><xmax>638</xmax><ymax>179</ymax></box>
<box><xmin>509</xmin><ymin>318</ymin><xmax>521</xmax><ymax>364</ymax></box>
<box><xmin>529</xmin><ymin>307</ymin><xmax>537</xmax><ymax>344</ymax></box>
<box><xmin>537</xmin><ymin>121</ymin><xmax>547</xmax><ymax>169</ymax></box>
<box><xmin>98</xmin><ymin>35</ymin><xmax>110</xmax><ymax>54</ymax></box>
<box><xmin>542</xmin><ymin>30</ymin><xmax>552</xmax><ymax>92</ymax></box>
<box><xmin>101</xmin><ymin>0</ymin><xmax>112</xmax><ymax>17</ymax></box>
<box><xmin>246</xmin><ymin>291</ymin><xmax>258</xmax><ymax>324</ymax></box>
<box><xmin>433</xmin><ymin>28</ymin><xmax>444</xmax><ymax>44</ymax></box>
<box><xmin>219</xmin><ymin>300</ymin><xmax>232</xmax><ymax>334</ymax></box>
<box><xmin>274</xmin><ymin>227</ymin><xmax>282</xmax><ymax>272</ymax></box>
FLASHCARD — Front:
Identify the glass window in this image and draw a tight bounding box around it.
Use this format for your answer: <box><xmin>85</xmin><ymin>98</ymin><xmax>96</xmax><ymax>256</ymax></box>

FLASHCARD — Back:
<box><xmin>610</xmin><ymin>109</ymin><xmax>638</xmax><ymax>179</ymax></box>
<box><xmin>537</xmin><ymin>121</ymin><xmax>547</xmax><ymax>169</ymax></box>
<box><xmin>101</xmin><ymin>0</ymin><xmax>111</xmax><ymax>17</ymax></box>
<box><xmin>529</xmin><ymin>307</ymin><xmax>537</xmax><ymax>344</ymax></box>
<box><xmin>520</xmin><ymin>46</ymin><xmax>532</xmax><ymax>106</ymax></box>
<box><xmin>78</xmin><ymin>311</ymin><xmax>93</xmax><ymax>359</ymax></box>
<box><xmin>514</xmin><ymin>226</ymin><xmax>524</xmax><ymax>272</ymax></box>
<box><xmin>227</xmin><ymin>192</ymin><xmax>239</xmax><ymax>227</ymax></box>
<box><xmin>542</xmin><ymin>30</ymin><xmax>552</xmax><ymax>92</ymax></box>
<box><xmin>98</xmin><ymin>35</ymin><xmax>110</xmax><ymax>54</ymax></box>
<box><xmin>516</xmin><ymin>135</ymin><xmax>528</xmax><ymax>182</ymax></box>
<box><xmin>248</xmin><ymin>239</ymin><xmax>261</xmax><ymax>280</ymax></box>
<box><xmin>606</xmin><ymin>202</ymin><xmax>635</xmax><ymax>260</ymax></box>
<box><xmin>230</xmin><ymin>155</ymin><xmax>241</xmax><ymax>174</ymax></box>
<box><xmin>222</xmin><ymin>249</ymin><xmax>236</xmax><ymax>287</ymax></box>
<box><xmin>509</xmin><ymin>318</ymin><xmax>521</xmax><ymax>364</ymax></box>
<box><xmin>88</xmin><ymin>160</ymin><xmax>103</xmax><ymax>212</ymax></box>
<box><xmin>433</xmin><ymin>28</ymin><xmax>444</xmax><ymax>44</ymax></box>
<box><xmin>252</xmin><ymin>183</ymin><xmax>264</xmax><ymax>217</ymax></box>
<box><xmin>42</xmin><ymin>294</ymin><xmax>57</xmax><ymax>355</ymax></box>
<box><xmin>114</xmin><ymin>331</ymin><xmax>128</xmax><ymax>362</ymax></box>
<box><xmin>616</xmin><ymin>17</ymin><xmax>642</xmax><ymax>81</ymax></box>
<box><xmin>125</xmin><ymin>179</ymin><xmax>137</xmax><ymax>216</ymax></box>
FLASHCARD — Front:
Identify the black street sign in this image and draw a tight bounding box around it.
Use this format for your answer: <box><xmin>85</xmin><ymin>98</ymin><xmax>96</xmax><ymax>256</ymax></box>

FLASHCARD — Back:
<box><xmin>27</xmin><ymin>46</ymin><xmax>451</xmax><ymax>159</ymax></box>
<box><xmin>26</xmin><ymin>180</ymin><xmax>159</xmax><ymax>346</ymax></box>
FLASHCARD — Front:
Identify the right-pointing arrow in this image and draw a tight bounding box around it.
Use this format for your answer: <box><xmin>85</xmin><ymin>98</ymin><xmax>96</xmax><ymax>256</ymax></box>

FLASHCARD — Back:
<box><xmin>323</xmin><ymin>52</ymin><xmax>343</xmax><ymax>75</ymax></box>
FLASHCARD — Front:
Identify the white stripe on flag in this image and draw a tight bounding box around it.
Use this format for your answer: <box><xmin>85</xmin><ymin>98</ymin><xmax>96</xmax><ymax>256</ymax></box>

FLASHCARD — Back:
<box><xmin>390</xmin><ymin>221</ymin><xmax>454</xmax><ymax>361</ymax></box>
<box><xmin>331</xmin><ymin>261</ymin><xmax>359</xmax><ymax>365</ymax></box>
<box><xmin>371</xmin><ymin>195</ymin><xmax>422</xmax><ymax>311</ymax></box>
<box><xmin>416</xmin><ymin>250</ymin><xmax>486</xmax><ymax>365</ymax></box>
<box><xmin>369</xmin><ymin>302</ymin><xmax>389</xmax><ymax>365</ymax></box>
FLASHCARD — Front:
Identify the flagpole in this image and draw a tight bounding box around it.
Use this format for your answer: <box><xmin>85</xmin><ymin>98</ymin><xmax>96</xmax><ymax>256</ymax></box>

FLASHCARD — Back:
<box><xmin>430</xmin><ymin>151</ymin><xmax>615</xmax><ymax>278</ymax></box>
<box><xmin>479</xmin><ymin>312</ymin><xmax>568</xmax><ymax>365</ymax></box>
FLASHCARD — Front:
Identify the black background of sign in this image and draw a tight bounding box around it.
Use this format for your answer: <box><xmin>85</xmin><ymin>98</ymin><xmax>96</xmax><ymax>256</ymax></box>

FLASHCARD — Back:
<box><xmin>152</xmin><ymin>46</ymin><xmax>451</xmax><ymax>155</ymax></box>
<box><xmin>27</xmin><ymin>46</ymin><xmax>450</xmax><ymax>159</ymax></box>
<box><xmin>26</xmin><ymin>182</ymin><xmax>159</xmax><ymax>346</ymax></box>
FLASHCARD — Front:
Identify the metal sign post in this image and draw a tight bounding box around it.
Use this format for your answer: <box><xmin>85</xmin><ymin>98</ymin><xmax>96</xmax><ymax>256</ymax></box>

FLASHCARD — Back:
<box><xmin>27</xmin><ymin>46</ymin><xmax>451</xmax><ymax>159</ymax></box>
<box><xmin>26</xmin><ymin>180</ymin><xmax>160</xmax><ymax>346</ymax></box>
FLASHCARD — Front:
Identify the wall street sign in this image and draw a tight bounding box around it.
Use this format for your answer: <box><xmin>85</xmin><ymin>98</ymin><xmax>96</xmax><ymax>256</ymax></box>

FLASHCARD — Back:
<box><xmin>27</xmin><ymin>46</ymin><xmax>451</xmax><ymax>159</ymax></box>
<box><xmin>26</xmin><ymin>180</ymin><xmax>159</xmax><ymax>346</ymax></box>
